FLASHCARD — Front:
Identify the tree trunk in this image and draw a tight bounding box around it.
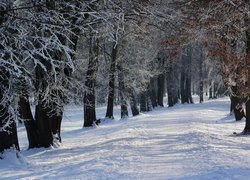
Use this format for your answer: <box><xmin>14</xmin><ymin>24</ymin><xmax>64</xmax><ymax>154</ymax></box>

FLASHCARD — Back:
<box><xmin>199</xmin><ymin>49</ymin><xmax>204</xmax><ymax>103</ymax></box>
<box><xmin>128</xmin><ymin>90</ymin><xmax>139</xmax><ymax>116</ymax></box>
<box><xmin>0</xmin><ymin>120</ymin><xmax>19</xmax><ymax>153</ymax></box>
<box><xmin>147</xmin><ymin>87</ymin><xmax>153</xmax><ymax>111</ymax></box>
<box><xmin>180</xmin><ymin>70</ymin><xmax>188</xmax><ymax>103</ymax></box>
<box><xmin>186</xmin><ymin>75</ymin><xmax>193</xmax><ymax>104</ymax></box>
<box><xmin>35</xmin><ymin>96</ymin><xmax>53</xmax><ymax>148</ymax></box>
<box><xmin>140</xmin><ymin>91</ymin><xmax>148</xmax><ymax>112</ymax></box>
<box><xmin>50</xmin><ymin>102</ymin><xmax>63</xmax><ymax>143</ymax></box>
<box><xmin>149</xmin><ymin>78</ymin><xmax>157</xmax><ymax>108</ymax></box>
<box><xmin>117</xmin><ymin>65</ymin><xmax>128</xmax><ymax>119</ymax></box>
<box><xmin>157</xmin><ymin>74</ymin><xmax>165</xmax><ymax>107</ymax></box>
<box><xmin>0</xmin><ymin>69</ymin><xmax>19</xmax><ymax>153</ymax></box>
<box><xmin>209</xmin><ymin>82</ymin><xmax>213</xmax><ymax>99</ymax></box>
<box><xmin>181</xmin><ymin>45</ymin><xmax>193</xmax><ymax>104</ymax></box>
<box><xmin>242</xmin><ymin>9</ymin><xmax>250</xmax><ymax>134</ymax></box>
<box><xmin>19</xmin><ymin>96</ymin><xmax>40</xmax><ymax>149</ymax></box>
<box><xmin>0</xmin><ymin>5</ymin><xmax>19</xmax><ymax>153</ymax></box>
<box><xmin>84</xmin><ymin>34</ymin><xmax>99</xmax><ymax>127</ymax></box>
<box><xmin>199</xmin><ymin>81</ymin><xmax>204</xmax><ymax>103</ymax></box>
<box><xmin>34</xmin><ymin>65</ymin><xmax>53</xmax><ymax>148</ymax></box>
<box><xmin>244</xmin><ymin>97</ymin><xmax>250</xmax><ymax>133</ymax></box>
<box><xmin>120</xmin><ymin>96</ymin><xmax>128</xmax><ymax>118</ymax></box>
<box><xmin>84</xmin><ymin>92</ymin><xmax>97</xmax><ymax>127</ymax></box>
<box><xmin>230</xmin><ymin>87</ymin><xmax>245</xmax><ymax>121</ymax></box>
<box><xmin>166</xmin><ymin>66</ymin><xmax>174</xmax><ymax>107</ymax></box>
<box><xmin>106</xmin><ymin>44</ymin><xmax>118</xmax><ymax>119</ymax></box>
<box><xmin>213</xmin><ymin>82</ymin><xmax>217</xmax><ymax>99</ymax></box>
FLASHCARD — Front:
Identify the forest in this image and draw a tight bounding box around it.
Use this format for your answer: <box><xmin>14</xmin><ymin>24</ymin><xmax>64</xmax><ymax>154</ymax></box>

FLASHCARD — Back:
<box><xmin>1</xmin><ymin>0</ymin><xmax>250</xmax><ymax>179</ymax></box>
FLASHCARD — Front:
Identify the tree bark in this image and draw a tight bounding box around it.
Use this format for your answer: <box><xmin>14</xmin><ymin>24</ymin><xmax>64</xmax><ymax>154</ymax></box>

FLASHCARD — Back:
<box><xmin>128</xmin><ymin>90</ymin><xmax>139</xmax><ymax>116</ymax></box>
<box><xmin>106</xmin><ymin>44</ymin><xmax>118</xmax><ymax>119</ymax></box>
<box><xmin>242</xmin><ymin>3</ymin><xmax>250</xmax><ymax>133</ymax></box>
<box><xmin>230</xmin><ymin>86</ymin><xmax>245</xmax><ymax>121</ymax></box>
<box><xmin>0</xmin><ymin>68</ymin><xmax>19</xmax><ymax>153</ymax></box>
<box><xmin>35</xmin><ymin>96</ymin><xmax>53</xmax><ymax>148</ymax></box>
<box><xmin>199</xmin><ymin>81</ymin><xmax>204</xmax><ymax>103</ymax></box>
<box><xmin>209</xmin><ymin>82</ymin><xmax>213</xmax><ymax>99</ymax></box>
<box><xmin>181</xmin><ymin>45</ymin><xmax>193</xmax><ymax>104</ymax></box>
<box><xmin>84</xmin><ymin>34</ymin><xmax>99</xmax><ymax>127</ymax></box>
<box><xmin>19</xmin><ymin>96</ymin><xmax>40</xmax><ymax>149</ymax></box>
<box><xmin>149</xmin><ymin>78</ymin><xmax>157</xmax><ymax>108</ymax></box>
<box><xmin>199</xmin><ymin>49</ymin><xmax>204</xmax><ymax>103</ymax></box>
<box><xmin>117</xmin><ymin>65</ymin><xmax>128</xmax><ymax>119</ymax></box>
<box><xmin>157</xmin><ymin>74</ymin><xmax>165</xmax><ymax>107</ymax></box>
<box><xmin>0</xmin><ymin>4</ymin><xmax>19</xmax><ymax>153</ymax></box>
<box><xmin>180</xmin><ymin>70</ymin><xmax>188</xmax><ymax>103</ymax></box>
<box><xmin>186</xmin><ymin>75</ymin><xmax>193</xmax><ymax>104</ymax></box>
<box><xmin>50</xmin><ymin>101</ymin><xmax>63</xmax><ymax>143</ymax></box>
<box><xmin>0</xmin><ymin>120</ymin><xmax>19</xmax><ymax>153</ymax></box>
<box><xmin>244</xmin><ymin>97</ymin><xmax>250</xmax><ymax>133</ymax></box>
<box><xmin>213</xmin><ymin>82</ymin><xmax>217</xmax><ymax>99</ymax></box>
<box><xmin>167</xmin><ymin>68</ymin><xmax>174</xmax><ymax>107</ymax></box>
<box><xmin>140</xmin><ymin>91</ymin><xmax>148</xmax><ymax>112</ymax></box>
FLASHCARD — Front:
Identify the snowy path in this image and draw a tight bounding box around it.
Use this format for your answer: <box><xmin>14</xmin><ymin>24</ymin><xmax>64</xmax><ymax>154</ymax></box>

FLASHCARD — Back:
<box><xmin>2</xmin><ymin>97</ymin><xmax>250</xmax><ymax>179</ymax></box>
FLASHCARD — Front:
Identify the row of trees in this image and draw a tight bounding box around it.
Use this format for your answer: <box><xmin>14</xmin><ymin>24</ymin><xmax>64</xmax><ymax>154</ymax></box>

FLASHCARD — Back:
<box><xmin>172</xmin><ymin>0</ymin><xmax>250</xmax><ymax>132</ymax></box>
<box><xmin>0</xmin><ymin>0</ymin><xmax>249</xmax><ymax>155</ymax></box>
<box><xmin>0</xmin><ymin>0</ymin><xmax>176</xmax><ymax>153</ymax></box>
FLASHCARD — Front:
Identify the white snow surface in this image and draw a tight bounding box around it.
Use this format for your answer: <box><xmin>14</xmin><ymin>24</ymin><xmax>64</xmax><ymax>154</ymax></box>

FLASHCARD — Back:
<box><xmin>1</xmin><ymin>96</ymin><xmax>250</xmax><ymax>179</ymax></box>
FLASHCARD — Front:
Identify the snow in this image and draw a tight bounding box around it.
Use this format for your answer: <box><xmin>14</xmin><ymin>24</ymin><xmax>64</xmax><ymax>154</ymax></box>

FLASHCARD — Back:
<box><xmin>2</xmin><ymin>96</ymin><xmax>250</xmax><ymax>179</ymax></box>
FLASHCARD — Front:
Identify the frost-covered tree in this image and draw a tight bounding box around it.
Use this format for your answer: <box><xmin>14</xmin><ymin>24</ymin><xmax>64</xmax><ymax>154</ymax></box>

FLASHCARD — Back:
<box><xmin>0</xmin><ymin>0</ymin><xmax>87</xmax><ymax>150</ymax></box>
<box><xmin>166</xmin><ymin>0</ymin><xmax>250</xmax><ymax>133</ymax></box>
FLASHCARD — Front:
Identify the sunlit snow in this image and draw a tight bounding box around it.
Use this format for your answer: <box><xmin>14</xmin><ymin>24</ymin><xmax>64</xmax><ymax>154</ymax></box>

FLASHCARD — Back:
<box><xmin>1</xmin><ymin>96</ymin><xmax>250</xmax><ymax>179</ymax></box>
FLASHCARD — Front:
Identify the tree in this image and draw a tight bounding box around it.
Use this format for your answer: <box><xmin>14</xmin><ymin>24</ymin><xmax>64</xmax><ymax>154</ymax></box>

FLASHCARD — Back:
<box><xmin>180</xmin><ymin>45</ymin><xmax>193</xmax><ymax>104</ymax></box>
<box><xmin>84</xmin><ymin>33</ymin><xmax>100</xmax><ymax>127</ymax></box>
<box><xmin>105</xmin><ymin>43</ymin><xmax>118</xmax><ymax>119</ymax></box>
<box><xmin>0</xmin><ymin>0</ymin><xmax>21</xmax><ymax>152</ymax></box>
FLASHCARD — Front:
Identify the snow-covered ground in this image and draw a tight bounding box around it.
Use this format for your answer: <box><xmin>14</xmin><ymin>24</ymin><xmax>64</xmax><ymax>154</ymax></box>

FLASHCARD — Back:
<box><xmin>1</xmin><ymin>96</ymin><xmax>250</xmax><ymax>179</ymax></box>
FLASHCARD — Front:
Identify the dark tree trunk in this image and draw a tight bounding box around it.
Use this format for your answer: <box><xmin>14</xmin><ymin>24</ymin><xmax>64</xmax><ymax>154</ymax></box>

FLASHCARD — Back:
<box><xmin>19</xmin><ymin>96</ymin><xmax>40</xmax><ymax>149</ymax></box>
<box><xmin>147</xmin><ymin>86</ymin><xmax>153</xmax><ymax>111</ymax></box>
<box><xmin>230</xmin><ymin>86</ymin><xmax>245</xmax><ymax>121</ymax></box>
<box><xmin>244</xmin><ymin>98</ymin><xmax>250</xmax><ymax>133</ymax></box>
<box><xmin>140</xmin><ymin>91</ymin><xmax>148</xmax><ymax>112</ymax></box>
<box><xmin>84</xmin><ymin>34</ymin><xmax>99</xmax><ymax>127</ymax></box>
<box><xmin>242</xmin><ymin>19</ymin><xmax>250</xmax><ymax>134</ymax></box>
<box><xmin>106</xmin><ymin>44</ymin><xmax>118</xmax><ymax>119</ymax></box>
<box><xmin>117</xmin><ymin>65</ymin><xmax>128</xmax><ymax>119</ymax></box>
<box><xmin>0</xmin><ymin>5</ymin><xmax>19</xmax><ymax>153</ymax></box>
<box><xmin>35</xmin><ymin>97</ymin><xmax>53</xmax><ymax>148</ymax></box>
<box><xmin>157</xmin><ymin>74</ymin><xmax>165</xmax><ymax>107</ymax></box>
<box><xmin>186</xmin><ymin>76</ymin><xmax>193</xmax><ymax>104</ymax></box>
<box><xmin>128</xmin><ymin>90</ymin><xmax>139</xmax><ymax>116</ymax></box>
<box><xmin>209</xmin><ymin>83</ymin><xmax>213</xmax><ymax>99</ymax></box>
<box><xmin>199</xmin><ymin>81</ymin><xmax>204</xmax><ymax>103</ymax></box>
<box><xmin>181</xmin><ymin>45</ymin><xmax>193</xmax><ymax>104</ymax></box>
<box><xmin>84</xmin><ymin>92</ymin><xmax>97</xmax><ymax>126</ymax></box>
<box><xmin>199</xmin><ymin>49</ymin><xmax>204</xmax><ymax>103</ymax></box>
<box><xmin>120</xmin><ymin>96</ymin><xmax>128</xmax><ymax>118</ymax></box>
<box><xmin>149</xmin><ymin>78</ymin><xmax>157</xmax><ymax>108</ymax></box>
<box><xmin>180</xmin><ymin>70</ymin><xmax>188</xmax><ymax>104</ymax></box>
<box><xmin>0</xmin><ymin>120</ymin><xmax>19</xmax><ymax>153</ymax></box>
<box><xmin>50</xmin><ymin>102</ymin><xmax>63</xmax><ymax>143</ymax></box>
<box><xmin>167</xmin><ymin>87</ymin><xmax>174</xmax><ymax>107</ymax></box>
<box><xmin>34</xmin><ymin>64</ymin><xmax>53</xmax><ymax>148</ymax></box>
<box><xmin>166</xmin><ymin>63</ymin><xmax>174</xmax><ymax>107</ymax></box>
<box><xmin>0</xmin><ymin>69</ymin><xmax>19</xmax><ymax>153</ymax></box>
<box><xmin>213</xmin><ymin>83</ymin><xmax>217</xmax><ymax>99</ymax></box>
